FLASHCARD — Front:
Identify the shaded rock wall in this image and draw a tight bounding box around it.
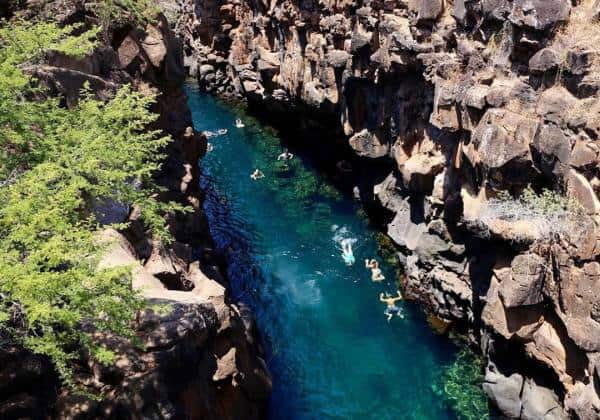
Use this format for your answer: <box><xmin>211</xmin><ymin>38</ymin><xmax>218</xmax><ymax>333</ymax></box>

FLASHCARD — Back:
<box><xmin>0</xmin><ymin>2</ymin><xmax>270</xmax><ymax>419</ymax></box>
<box><xmin>169</xmin><ymin>0</ymin><xmax>600</xmax><ymax>418</ymax></box>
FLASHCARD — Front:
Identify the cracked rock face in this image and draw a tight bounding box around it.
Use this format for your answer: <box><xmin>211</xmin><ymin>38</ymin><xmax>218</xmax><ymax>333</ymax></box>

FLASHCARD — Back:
<box><xmin>164</xmin><ymin>0</ymin><xmax>600</xmax><ymax>417</ymax></box>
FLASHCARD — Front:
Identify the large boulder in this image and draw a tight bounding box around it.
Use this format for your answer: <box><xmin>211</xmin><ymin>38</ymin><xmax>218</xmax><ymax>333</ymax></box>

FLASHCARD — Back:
<box><xmin>416</xmin><ymin>0</ymin><xmax>443</xmax><ymax>22</ymax></box>
<box><xmin>521</xmin><ymin>378</ymin><xmax>566</xmax><ymax>420</ymax></box>
<box><xmin>498</xmin><ymin>253</ymin><xmax>546</xmax><ymax>308</ymax></box>
<box><xmin>348</xmin><ymin>129</ymin><xmax>389</xmax><ymax>158</ymax></box>
<box><xmin>509</xmin><ymin>0</ymin><xmax>571</xmax><ymax>30</ymax></box>
<box><xmin>483</xmin><ymin>365</ymin><xmax>524</xmax><ymax>418</ymax></box>
<box><xmin>465</xmin><ymin>108</ymin><xmax>537</xmax><ymax>185</ymax></box>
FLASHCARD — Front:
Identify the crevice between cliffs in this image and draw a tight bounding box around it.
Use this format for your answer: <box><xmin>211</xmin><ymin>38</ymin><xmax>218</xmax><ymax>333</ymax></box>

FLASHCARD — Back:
<box><xmin>160</xmin><ymin>0</ymin><xmax>600</xmax><ymax>418</ymax></box>
<box><xmin>0</xmin><ymin>3</ymin><xmax>271</xmax><ymax>419</ymax></box>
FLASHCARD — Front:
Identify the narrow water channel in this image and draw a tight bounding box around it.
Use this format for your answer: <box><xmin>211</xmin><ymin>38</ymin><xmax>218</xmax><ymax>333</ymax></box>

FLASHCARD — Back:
<box><xmin>186</xmin><ymin>84</ymin><xmax>484</xmax><ymax>419</ymax></box>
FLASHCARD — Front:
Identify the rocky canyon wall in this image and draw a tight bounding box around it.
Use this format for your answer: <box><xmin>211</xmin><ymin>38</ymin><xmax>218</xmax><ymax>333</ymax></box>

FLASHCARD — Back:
<box><xmin>0</xmin><ymin>2</ymin><xmax>270</xmax><ymax>419</ymax></box>
<box><xmin>170</xmin><ymin>0</ymin><xmax>600</xmax><ymax>418</ymax></box>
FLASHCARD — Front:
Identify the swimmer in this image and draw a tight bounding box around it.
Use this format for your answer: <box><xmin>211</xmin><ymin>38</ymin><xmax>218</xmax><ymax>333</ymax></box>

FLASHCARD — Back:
<box><xmin>206</xmin><ymin>143</ymin><xmax>214</xmax><ymax>152</ymax></box>
<box><xmin>365</xmin><ymin>259</ymin><xmax>385</xmax><ymax>281</ymax></box>
<box><xmin>379</xmin><ymin>291</ymin><xmax>404</xmax><ymax>321</ymax></box>
<box><xmin>341</xmin><ymin>239</ymin><xmax>355</xmax><ymax>266</ymax></box>
<box><xmin>277</xmin><ymin>148</ymin><xmax>294</xmax><ymax>161</ymax></box>
<box><xmin>250</xmin><ymin>168</ymin><xmax>265</xmax><ymax>180</ymax></box>
<box><xmin>217</xmin><ymin>128</ymin><xmax>228</xmax><ymax>135</ymax></box>
<box><xmin>235</xmin><ymin>118</ymin><xmax>245</xmax><ymax>128</ymax></box>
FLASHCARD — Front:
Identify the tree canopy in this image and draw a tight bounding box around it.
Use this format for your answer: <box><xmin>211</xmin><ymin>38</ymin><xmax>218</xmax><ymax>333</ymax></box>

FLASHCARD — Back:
<box><xmin>0</xmin><ymin>17</ymin><xmax>181</xmax><ymax>383</ymax></box>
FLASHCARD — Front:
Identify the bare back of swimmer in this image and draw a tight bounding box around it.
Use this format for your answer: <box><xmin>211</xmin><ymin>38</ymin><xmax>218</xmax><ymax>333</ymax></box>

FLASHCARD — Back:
<box><xmin>250</xmin><ymin>169</ymin><xmax>265</xmax><ymax>180</ymax></box>
<box><xmin>277</xmin><ymin>148</ymin><xmax>294</xmax><ymax>161</ymax></box>
<box><xmin>365</xmin><ymin>259</ymin><xmax>385</xmax><ymax>281</ymax></box>
<box><xmin>341</xmin><ymin>239</ymin><xmax>355</xmax><ymax>266</ymax></box>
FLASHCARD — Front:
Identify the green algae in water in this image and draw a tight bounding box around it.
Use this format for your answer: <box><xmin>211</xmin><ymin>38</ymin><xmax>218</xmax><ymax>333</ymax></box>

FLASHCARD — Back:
<box><xmin>434</xmin><ymin>347</ymin><xmax>490</xmax><ymax>420</ymax></box>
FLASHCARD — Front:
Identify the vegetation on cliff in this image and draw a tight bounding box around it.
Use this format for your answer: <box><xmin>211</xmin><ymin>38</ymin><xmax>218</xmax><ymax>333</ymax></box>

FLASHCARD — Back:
<box><xmin>0</xmin><ymin>18</ymin><xmax>180</xmax><ymax>383</ymax></box>
<box><xmin>435</xmin><ymin>348</ymin><xmax>490</xmax><ymax>420</ymax></box>
<box><xmin>96</xmin><ymin>0</ymin><xmax>159</xmax><ymax>27</ymax></box>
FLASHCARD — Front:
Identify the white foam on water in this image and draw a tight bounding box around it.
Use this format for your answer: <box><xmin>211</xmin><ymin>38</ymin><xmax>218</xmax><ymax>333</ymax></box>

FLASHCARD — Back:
<box><xmin>331</xmin><ymin>225</ymin><xmax>357</xmax><ymax>249</ymax></box>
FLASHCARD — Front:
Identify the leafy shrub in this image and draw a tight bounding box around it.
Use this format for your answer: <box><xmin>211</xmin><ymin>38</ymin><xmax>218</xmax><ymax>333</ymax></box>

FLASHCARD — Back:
<box><xmin>93</xmin><ymin>0</ymin><xmax>160</xmax><ymax>28</ymax></box>
<box><xmin>0</xmin><ymin>20</ymin><xmax>99</xmax><ymax>180</ymax></box>
<box><xmin>0</xmin><ymin>19</ymin><xmax>182</xmax><ymax>383</ymax></box>
<box><xmin>434</xmin><ymin>348</ymin><xmax>490</xmax><ymax>420</ymax></box>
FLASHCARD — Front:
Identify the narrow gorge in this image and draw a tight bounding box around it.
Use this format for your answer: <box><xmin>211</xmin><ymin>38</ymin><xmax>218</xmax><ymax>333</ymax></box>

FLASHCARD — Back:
<box><xmin>2</xmin><ymin>0</ymin><xmax>600</xmax><ymax>419</ymax></box>
<box><xmin>168</xmin><ymin>0</ymin><xmax>600</xmax><ymax>418</ymax></box>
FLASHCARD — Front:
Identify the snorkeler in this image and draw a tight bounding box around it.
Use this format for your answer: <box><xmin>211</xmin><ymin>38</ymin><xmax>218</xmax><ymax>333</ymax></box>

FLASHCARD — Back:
<box><xmin>235</xmin><ymin>118</ymin><xmax>245</xmax><ymax>128</ymax></box>
<box><xmin>250</xmin><ymin>168</ymin><xmax>265</xmax><ymax>180</ymax></box>
<box><xmin>379</xmin><ymin>291</ymin><xmax>403</xmax><ymax>321</ymax></box>
<box><xmin>341</xmin><ymin>239</ymin><xmax>355</xmax><ymax>266</ymax></box>
<box><xmin>365</xmin><ymin>259</ymin><xmax>385</xmax><ymax>281</ymax></box>
<box><xmin>277</xmin><ymin>148</ymin><xmax>294</xmax><ymax>161</ymax></box>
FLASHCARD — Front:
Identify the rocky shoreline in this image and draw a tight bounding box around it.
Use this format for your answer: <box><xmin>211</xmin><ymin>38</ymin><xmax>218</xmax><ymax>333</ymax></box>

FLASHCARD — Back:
<box><xmin>167</xmin><ymin>0</ymin><xmax>600</xmax><ymax>418</ymax></box>
<box><xmin>0</xmin><ymin>2</ymin><xmax>270</xmax><ymax>419</ymax></box>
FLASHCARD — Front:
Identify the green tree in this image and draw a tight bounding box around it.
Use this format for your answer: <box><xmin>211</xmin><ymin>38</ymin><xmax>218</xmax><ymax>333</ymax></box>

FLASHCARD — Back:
<box><xmin>0</xmin><ymin>19</ymin><xmax>183</xmax><ymax>383</ymax></box>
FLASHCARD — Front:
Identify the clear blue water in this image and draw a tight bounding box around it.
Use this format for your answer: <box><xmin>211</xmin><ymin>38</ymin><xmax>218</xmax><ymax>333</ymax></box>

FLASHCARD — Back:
<box><xmin>186</xmin><ymin>84</ymin><xmax>471</xmax><ymax>419</ymax></box>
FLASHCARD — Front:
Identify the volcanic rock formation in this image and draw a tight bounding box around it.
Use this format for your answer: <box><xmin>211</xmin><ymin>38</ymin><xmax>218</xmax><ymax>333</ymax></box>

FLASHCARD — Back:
<box><xmin>165</xmin><ymin>0</ymin><xmax>600</xmax><ymax>417</ymax></box>
<box><xmin>0</xmin><ymin>2</ymin><xmax>271</xmax><ymax>419</ymax></box>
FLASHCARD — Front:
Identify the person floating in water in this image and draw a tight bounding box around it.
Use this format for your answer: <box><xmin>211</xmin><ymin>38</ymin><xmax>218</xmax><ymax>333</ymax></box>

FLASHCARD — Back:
<box><xmin>206</xmin><ymin>143</ymin><xmax>214</xmax><ymax>153</ymax></box>
<box><xmin>341</xmin><ymin>239</ymin><xmax>355</xmax><ymax>266</ymax></box>
<box><xmin>365</xmin><ymin>259</ymin><xmax>385</xmax><ymax>281</ymax></box>
<box><xmin>379</xmin><ymin>291</ymin><xmax>403</xmax><ymax>321</ymax></box>
<box><xmin>250</xmin><ymin>168</ymin><xmax>265</xmax><ymax>180</ymax></box>
<box><xmin>277</xmin><ymin>148</ymin><xmax>294</xmax><ymax>161</ymax></box>
<box><xmin>235</xmin><ymin>118</ymin><xmax>245</xmax><ymax>128</ymax></box>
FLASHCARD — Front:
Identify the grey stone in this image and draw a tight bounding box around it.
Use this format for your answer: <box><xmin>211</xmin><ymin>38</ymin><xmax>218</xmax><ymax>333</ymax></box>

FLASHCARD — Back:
<box><xmin>509</xmin><ymin>0</ymin><xmax>571</xmax><ymax>30</ymax></box>
<box><xmin>521</xmin><ymin>378</ymin><xmax>567</xmax><ymax>420</ymax></box>
<box><xmin>483</xmin><ymin>364</ymin><xmax>524</xmax><ymax>418</ymax></box>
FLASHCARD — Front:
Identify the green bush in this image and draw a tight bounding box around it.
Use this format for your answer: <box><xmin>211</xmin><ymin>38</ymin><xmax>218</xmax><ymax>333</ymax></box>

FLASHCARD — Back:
<box><xmin>434</xmin><ymin>348</ymin><xmax>490</xmax><ymax>420</ymax></box>
<box><xmin>94</xmin><ymin>0</ymin><xmax>160</xmax><ymax>28</ymax></box>
<box><xmin>0</xmin><ymin>19</ymin><xmax>182</xmax><ymax>383</ymax></box>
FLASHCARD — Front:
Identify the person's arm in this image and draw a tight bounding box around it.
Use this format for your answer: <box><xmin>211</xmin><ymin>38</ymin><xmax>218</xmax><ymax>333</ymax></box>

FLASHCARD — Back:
<box><xmin>289</xmin><ymin>153</ymin><xmax>294</xmax><ymax>159</ymax></box>
<box><xmin>379</xmin><ymin>293</ymin><xmax>385</xmax><ymax>302</ymax></box>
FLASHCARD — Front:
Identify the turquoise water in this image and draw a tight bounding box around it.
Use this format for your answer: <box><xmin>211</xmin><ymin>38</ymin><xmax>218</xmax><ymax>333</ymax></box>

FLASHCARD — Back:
<box><xmin>186</xmin><ymin>85</ymin><xmax>478</xmax><ymax>419</ymax></box>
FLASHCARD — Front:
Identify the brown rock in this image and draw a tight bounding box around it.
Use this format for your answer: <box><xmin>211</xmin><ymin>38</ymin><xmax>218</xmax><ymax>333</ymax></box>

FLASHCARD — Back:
<box><xmin>509</xmin><ymin>0</ymin><xmax>571</xmax><ymax>30</ymax></box>
<box><xmin>348</xmin><ymin>129</ymin><xmax>389</xmax><ymax>158</ymax></box>
<box><xmin>499</xmin><ymin>253</ymin><xmax>546</xmax><ymax>308</ymax></box>
<box><xmin>417</xmin><ymin>0</ymin><xmax>443</xmax><ymax>22</ymax></box>
<box><xmin>536</xmin><ymin>87</ymin><xmax>578</xmax><ymax>127</ymax></box>
<box><xmin>529</xmin><ymin>47</ymin><xmax>563</xmax><ymax>73</ymax></box>
<box><xmin>141</xmin><ymin>24</ymin><xmax>168</xmax><ymax>68</ymax></box>
<box><xmin>468</xmin><ymin>108</ymin><xmax>537</xmax><ymax>172</ymax></box>
<box><xmin>566</xmin><ymin>169</ymin><xmax>600</xmax><ymax>215</ymax></box>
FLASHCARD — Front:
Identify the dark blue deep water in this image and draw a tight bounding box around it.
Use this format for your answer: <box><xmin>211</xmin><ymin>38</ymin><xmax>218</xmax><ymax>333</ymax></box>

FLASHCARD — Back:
<box><xmin>186</xmin><ymin>84</ymin><xmax>485</xmax><ymax>419</ymax></box>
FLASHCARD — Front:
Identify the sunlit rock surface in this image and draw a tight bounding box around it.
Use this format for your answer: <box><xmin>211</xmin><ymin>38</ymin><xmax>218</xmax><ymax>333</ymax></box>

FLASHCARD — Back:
<box><xmin>163</xmin><ymin>0</ymin><xmax>600</xmax><ymax>417</ymax></box>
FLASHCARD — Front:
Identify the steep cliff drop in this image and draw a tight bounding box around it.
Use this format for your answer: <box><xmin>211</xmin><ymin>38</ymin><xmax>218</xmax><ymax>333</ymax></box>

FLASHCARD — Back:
<box><xmin>165</xmin><ymin>0</ymin><xmax>600</xmax><ymax>418</ymax></box>
<box><xmin>0</xmin><ymin>2</ymin><xmax>270</xmax><ymax>419</ymax></box>
<box><xmin>187</xmin><ymin>86</ymin><xmax>486</xmax><ymax>418</ymax></box>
